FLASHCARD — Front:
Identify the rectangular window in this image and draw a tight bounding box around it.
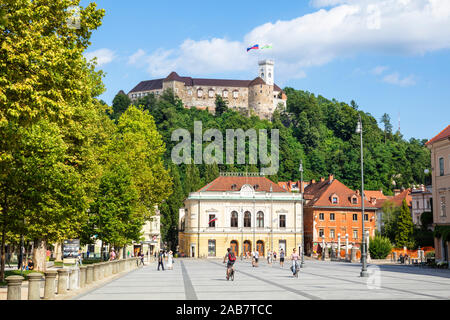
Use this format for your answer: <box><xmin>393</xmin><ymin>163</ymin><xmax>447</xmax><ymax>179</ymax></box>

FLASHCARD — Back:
<box><xmin>209</xmin><ymin>214</ymin><xmax>216</xmax><ymax>228</ymax></box>
<box><xmin>208</xmin><ymin>240</ymin><xmax>216</xmax><ymax>257</ymax></box>
<box><xmin>188</xmin><ymin>89</ymin><xmax>192</xmax><ymax>95</ymax></box>
<box><xmin>233</xmin><ymin>91</ymin><xmax>238</xmax><ymax>98</ymax></box>
<box><xmin>279</xmin><ymin>215</ymin><xmax>286</xmax><ymax>228</ymax></box>
<box><xmin>330</xmin><ymin>213</ymin><xmax>335</xmax><ymax>221</ymax></box>
<box><xmin>353</xmin><ymin>230</ymin><xmax>358</xmax><ymax>239</ymax></box>
<box><xmin>353</xmin><ymin>214</ymin><xmax>358</xmax><ymax>221</ymax></box>
<box><xmin>441</xmin><ymin>196</ymin><xmax>446</xmax><ymax>217</ymax></box>
<box><xmin>332</xmin><ymin>197</ymin><xmax>338</xmax><ymax>204</ymax></box>
<box><xmin>364</xmin><ymin>214</ymin><xmax>368</xmax><ymax>221</ymax></box>
<box><xmin>319</xmin><ymin>213</ymin><xmax>324</xmax><ymax>221</ymax></box>
<box><xmin>439</xmin><ymin>157</ymin><xmax>444</xmax><ymax>176</ymax></box>
<box><xmin>319</xmin><ymin>229</ymin><xmax>324</xmax><ymax>237</ymax></box>
<box><xmin>330</xmin><ymin>229</ymin><xmax>335</xmax><ymax>239</ymax></box>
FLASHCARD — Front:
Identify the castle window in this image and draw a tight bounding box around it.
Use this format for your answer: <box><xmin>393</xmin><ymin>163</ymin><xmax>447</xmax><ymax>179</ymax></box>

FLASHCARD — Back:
<box><xmin>188</xmin><ymin>89</ymin><xmax>192</xmax><ymax>95</ymax></box>
<box><xmin>231</xmin><ymin>211</ymin><xmax>238</xmax><ymax>228</ymax></box>
<box><xmin>257</xmin><ymin>211</ymin><xmax>264</xmax><ymax>228</ymax></box>
<box><xmin>197</xmin><ymin>89</ymin><xmax>203</xmax><ymax>97</ymax></box>
<box><xmin>208</xmin><ymin>89</ymin><xmax>214</xmax><ymax>98</ymax></box>
<box><xmin>261</xmin><ymin>73</ymin><xmax>264</xmax><ymax>78</ymax></box>
<box><xmin>244</xmin><ymin>211</ymin><xmax>251</xmax><ymax>228</ymax></box>
<box><xmin>269</xmin><ymin>72</ymin><xmax>272</xmax><ymax>78</ymax></box>
<box><xmin>223</xmin><ymin>90</ymin><xmax>228</xmax><ymax>98</ymax></box>
<box><xmin>233</xmin><ymin>90</ymin><xmax>238</xmax><ymax>98</ymax></box>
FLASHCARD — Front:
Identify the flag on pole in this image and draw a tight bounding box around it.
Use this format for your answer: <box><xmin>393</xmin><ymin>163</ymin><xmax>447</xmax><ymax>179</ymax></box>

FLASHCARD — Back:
<box><xmin>247</xmin><ymin>44</ymin><xmax>259</xmax><ymax>52</ymax></box>
<box><xmin>208</xmin><ymin>217</ymin><xmax>218</xmax><ymax>224</ymax></box>
<box><xmin>260</xmin><ymin>44</ymin><xmax>273</xmax><ymax>49</ymax></box>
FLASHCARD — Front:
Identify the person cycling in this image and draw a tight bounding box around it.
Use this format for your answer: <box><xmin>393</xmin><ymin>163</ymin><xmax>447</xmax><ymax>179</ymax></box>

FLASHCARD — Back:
<box><xmin>223</xmin><ymin>248</ymin><xmax>236</xmax><ymax>280</ymax></box>
<box><xmin>291</xmin><ymin>248</ymin><xmax>300</xmax><ymax>277</ymax></box>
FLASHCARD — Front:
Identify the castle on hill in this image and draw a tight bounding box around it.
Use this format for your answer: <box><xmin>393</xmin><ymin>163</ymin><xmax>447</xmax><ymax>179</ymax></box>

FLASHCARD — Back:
<box><xmin>127</xmin><ymin>60</ymin><xmax>287</xmax><ymax>120</ymax></box>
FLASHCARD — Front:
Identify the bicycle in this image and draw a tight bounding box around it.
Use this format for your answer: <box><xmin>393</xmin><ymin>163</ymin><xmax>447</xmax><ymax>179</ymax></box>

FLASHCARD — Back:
<box><xmin>226</xmin><ymin>265</ymin><xmax>235</xmax><ymax>281</ymax></box>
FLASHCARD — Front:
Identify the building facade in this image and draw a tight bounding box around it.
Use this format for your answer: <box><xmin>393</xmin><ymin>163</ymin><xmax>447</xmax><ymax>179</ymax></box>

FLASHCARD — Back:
<box><xmin>411</xmin><ymin>185</ymin><xmax>432</xmax><ymax>226</ymax></box>
<box><xmin>128</xmin><ymin>60</ymin><xmax>287</xmax><ymax>120</ymax></box>
<box><xmin>302</xmin><ymin>175</ymin><xmax>378</xmax><ymax>257</ymax></box>
<box><xmin>426</xmin><ymin>125</ymin><xmax>450</xmax><ymax>263</ymax></box>
<box><xmin>178</xmin><ymin>175</ymin><xmax>303</xmax><ymax>258</ymax></box>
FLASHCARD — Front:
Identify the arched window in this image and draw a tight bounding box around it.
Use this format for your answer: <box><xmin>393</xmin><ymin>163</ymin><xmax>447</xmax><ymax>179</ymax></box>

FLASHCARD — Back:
<box><xmin>230</xmin><ymin>211</ymin><xmax>238</xmax><ymax>228</ymax></box>
<box><xmin>223</xmin><ymin>90</ymin><xmax>228</xmax><ymax>98</ymax></box>
<box><xmin>208</xmin><ymin>89</ymin><xmax>214</xmax><ymax>98</ymax></box>
<box><xmin>257</xmin><ymin>211</ymin><xmax>264</xmax><ymax>228</ymax></box>
<box><xmin>197</xmin><ymin>89</ymin><xmax>203</xmax><ymax>97</ymax></box>
<box><xmin>244</xmin><ymin>211</ymin><xmax>251</xmax><ymax>228</ymax></box>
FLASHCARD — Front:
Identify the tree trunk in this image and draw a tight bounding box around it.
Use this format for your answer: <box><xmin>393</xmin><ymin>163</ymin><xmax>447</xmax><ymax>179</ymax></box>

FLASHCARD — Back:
<box><xmin>54</xmin><ymin>242</ymin><xmax>62</xmax><ymax>262</ymax></box>
<box><xmin>32</xmin><ymin>239</ymin><xmax>47</xmax><ymax>272</ymax></box>
<box><xmin>0</xmin><ymin>226</ymin><xmax>6</xmax><ymax>282</ymax></box>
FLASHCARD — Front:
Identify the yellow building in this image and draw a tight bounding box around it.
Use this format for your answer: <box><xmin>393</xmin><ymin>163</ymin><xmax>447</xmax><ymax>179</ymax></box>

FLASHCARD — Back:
<box><xmin>178</xmin><ymin>175</ymin><xmax>303</xmax><ymax>258</ymax></box>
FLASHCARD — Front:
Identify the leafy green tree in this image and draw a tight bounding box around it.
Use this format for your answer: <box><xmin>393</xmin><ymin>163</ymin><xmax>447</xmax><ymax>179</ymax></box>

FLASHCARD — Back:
<box><xmin>380</xmin><ymin>113</ymin><xmax>393</xmax><ymax>143</ymax></box>
<box><xmin>184</xmin><ymin>162</ymin><xmax>203</xmax><ymax>194</ymax></box>
<box><xmin>369</xmin><ymin>236</ymin><xmax>392</xmax><ymax>259</ymax></box>
<box><xmin>205</xmin><ymin>163</ymin><xmax>219</xmax><ymax>184</ymax></box>
<box><xmin>111</xmin><ymin>91</ymin><xmax>131</xmax><ymax>120</ymax></box>
<box><xmin>395</xmin><ymin>199</ymin><xmax>414</xmax><ymax>248</ymax></box>
<box><xmin>214</xmin><ymin>95</ymin><xmax>228</xmax><ymax>117</ymax></box>
<box><xmin>87</xmin><ymin>162</ymin><xmax>141</xmax><ymax>252</ymax></box>
<box><xmin>0</xmin><ymin>0</ymin><xmax>105</xmax><ymax>278</ymax></box>
<box><xmin>160</xmin><ymin>163</ymin><xmax>184</xmax><ymax>250</ymax></box>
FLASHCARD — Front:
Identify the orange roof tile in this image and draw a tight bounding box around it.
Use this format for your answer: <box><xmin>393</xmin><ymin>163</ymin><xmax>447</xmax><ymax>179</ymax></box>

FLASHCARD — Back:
<box><xmin>304</xmin><ymin>178</ymin><xmax>377</xmax><ymax>209</ymax></box>
<box><xmin>426</xmin><ymin>125</ymin><xmax>450</xmax><ymax>145</ymax></box>
<box><xmin>198</xmin><ymin>176</ymin><xmax>287</xmax><ymax>193</ymax></box>
<box><xmin>364</xmin><ymin>190</ymin><xmax>387</xmax><ymax>200</ymax></box>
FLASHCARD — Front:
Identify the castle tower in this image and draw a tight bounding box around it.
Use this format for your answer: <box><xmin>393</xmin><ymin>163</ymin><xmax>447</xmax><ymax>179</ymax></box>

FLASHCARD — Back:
<box><xmin>258</xmin><ymin>60</ymin><xmax>274</xmax><ymax>86</ymax></box>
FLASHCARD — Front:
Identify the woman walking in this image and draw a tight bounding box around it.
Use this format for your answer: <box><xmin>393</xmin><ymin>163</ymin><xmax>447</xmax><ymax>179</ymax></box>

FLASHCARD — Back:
<box><xmin>167</xmin><ymin>250</ymin><xmax>174</xmax><ymax>270</ymax></box>
<box><xmin>279</xmin><ymin>249</ymin><xmax>285</xmax><ymax>268</ymax></box>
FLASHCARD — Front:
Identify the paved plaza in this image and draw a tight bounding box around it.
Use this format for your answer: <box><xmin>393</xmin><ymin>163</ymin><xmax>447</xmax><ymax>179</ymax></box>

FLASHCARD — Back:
<box><xmin>75</xmin><ymin>258</ymin><xmax>450</xmax><ymax>300</ymax></box>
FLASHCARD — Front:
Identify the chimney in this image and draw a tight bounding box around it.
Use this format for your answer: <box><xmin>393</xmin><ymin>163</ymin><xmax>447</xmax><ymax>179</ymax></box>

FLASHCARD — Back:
<box><xmin>320</xmin><ymin>177</ymin><xmax>325</xmax><ymax>182</ymax></box>
<box><xmin>311</xmin><ymin>179</ymin><xmax>316</xmax><ymax>184</ymax></box>
<box><xmin>328</xmin><ymin>174</ymin><xmax>334</xmax><ymax>181</ymax></box>
<box><xmin>394</xmin><ymin>189</ymin><xmax>401</xmax><ymax>196</ymax></box>
<box><xmin>356</xmin><ymin>190</ymin><xmax>360</xmax><ymax>195</ymax></box>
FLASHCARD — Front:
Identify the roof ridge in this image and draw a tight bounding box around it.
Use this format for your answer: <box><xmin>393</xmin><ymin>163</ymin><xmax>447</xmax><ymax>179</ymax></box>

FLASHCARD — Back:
<box><xmin>426</xmin><ymin>124</ymin><xmax>450</xmax><ymax>145</ymax></box>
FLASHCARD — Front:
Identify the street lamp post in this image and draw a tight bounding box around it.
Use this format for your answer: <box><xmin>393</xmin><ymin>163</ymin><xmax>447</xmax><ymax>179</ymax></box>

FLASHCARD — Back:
<box><xmin>299</xmin><ymin>160</ymin><xmax>305</xmax><ymax>268</ymax></box>
<box><xmin>356</xmin><ymin>114</ymin><xmax>369</xmax><ymax>277</ymax></box>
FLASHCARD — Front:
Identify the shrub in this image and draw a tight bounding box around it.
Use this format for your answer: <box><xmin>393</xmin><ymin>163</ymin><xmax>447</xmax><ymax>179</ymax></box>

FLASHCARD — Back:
<box><xmin>369</xmin><ymin>236</ymin><xmax>392</xmax><ymax>259</ymax></box>
<box><xmin>425</xmin><ymin>250</ymin><xmax>435</xmax><ymax>258</ymax></box>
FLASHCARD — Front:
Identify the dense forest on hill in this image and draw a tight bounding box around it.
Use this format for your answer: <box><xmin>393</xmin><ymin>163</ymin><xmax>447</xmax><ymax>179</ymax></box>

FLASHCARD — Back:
<box><xmin>112</xmin><ymin>88</ymin><xmax>430</xmax><ymax>249</ymax></box>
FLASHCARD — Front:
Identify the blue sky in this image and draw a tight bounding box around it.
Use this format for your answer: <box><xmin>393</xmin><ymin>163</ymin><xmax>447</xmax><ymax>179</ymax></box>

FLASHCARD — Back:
<box><xmin>81</xmin><ymin>0</ymin><xmax>450</xmax><ymax>141</ymax></box>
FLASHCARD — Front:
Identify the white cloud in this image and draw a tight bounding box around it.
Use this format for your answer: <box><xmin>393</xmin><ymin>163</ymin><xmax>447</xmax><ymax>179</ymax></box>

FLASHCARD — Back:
<box><xmin>371</xmin><ymin>66</ymin><xmax>389</xmax><ymax>75</ymax></box>
<box><xmin>383</xmin><ymin>72</ymin><xmax>416</xmax><ymax>86</ymax></box>
<box><xmin>129</xmin><ymin>0</ymin><xmax>450</xmax><ymax>82</ymax></box>
<box><xmin>85</xmin><ymin>48</ymin><xmax>116</xmax><ymax>67</ymax></box>
<box><xmin>128</xmin><ymin>49</ymin><xmax>146</xmax><ymax>65</ymax></box>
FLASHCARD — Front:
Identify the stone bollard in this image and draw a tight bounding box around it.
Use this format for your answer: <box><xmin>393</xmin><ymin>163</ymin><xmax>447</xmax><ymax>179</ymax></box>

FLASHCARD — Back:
<box><xmin>6</xmin><ymin>275</ymin><xmax>24</xmax><ymax>300</ymax></box>
<box><xmin>351</xmin><ymin>247</ymin><xmax>357</xmax><ymax>262</ymax></box>
<box><xmin>86</xmin><ymin>265</ymin><xmax>94</xmax><ymax>284</ymax></box>
<box><xmin>79</xmin><ymin>266</ymin><xmax>87</xmax><ymax>288</ymax></box>
<box><xmin>93</xmin><ymin>263</ymin><xmax>100</xmax><ymax>282</ymax></box>
<box><xmin>44</xmin><ymin>270</ymin><xmax>58</xmax><ymax>300</ymax></box>
<box><xmin>27</xmin><ymin>272</ymin><xmax>43</xmax><ymax>300</ymax></box>
<box><xmin>57</xmin><ymin>269</ymin><xmax>69</xmax><ymax>295</ymax></box>
<box><xmin>69</xmin><ymin>267</ymin><xmax>78</xmax><ymax>290</ymax></box>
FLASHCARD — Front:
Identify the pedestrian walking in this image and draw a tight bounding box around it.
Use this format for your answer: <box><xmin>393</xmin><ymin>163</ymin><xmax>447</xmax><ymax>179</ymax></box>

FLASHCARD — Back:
<box><xmin>139</xmin><ymin>252</ymin><xmax>145</xmax><ymax>266</ymax></box>
<box><xmin>267</xmin><ymin>250</ymin><xmax>272</xmax><ymax>265</ymax></box>
<box><xmin>167</xmin><ymin>250</ymin><xmax>174</xmax><ymax>270</ymax></box>
<box><xmin>110</xmin><ymin>249</ymin><xmax>116</xmax><ymax>261</ymax></box>
<box><xmin>273</xmin><ymin>251</ymin><xmax>277</xmax><ymax>261</ymax></box>
<box><xmin>157</xmin><ymin>250</ymin><xmax>165</xmax><ymax>271</ymax></box>
<box><xmin>254</xmin><ymin>250</ymin><xmax>259</xmax><ymax>267</ymax></box>
<box><xmin>280</xmin><ymin>249</ymin><xmax>285</xmax><ymax>268</ymax></box>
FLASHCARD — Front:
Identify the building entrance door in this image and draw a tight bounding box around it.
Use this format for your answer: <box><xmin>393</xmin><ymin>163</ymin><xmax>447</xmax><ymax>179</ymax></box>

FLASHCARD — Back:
<box><xmin>256</xmin><ymin>240</ymin><xmax>264</xmax><ymax>257</ymax></box>
<box><xmin>279</xmin><ymin>240</ymin><xmax>286</xmax><ymax>254</ymax></box>
<box><xmin>230</xmin><ymin>240</ymin><xmax>239</xmax><ymax>257</ymax></box>
<box><xmin>243</xmin><ymin>240</ymin><xmax>251</xmax><ymax>257</ymax></box>
<box><xmin>190</xmin><ymin>244</ymin><xmax>196</xmax><ymax>258</ymax></box>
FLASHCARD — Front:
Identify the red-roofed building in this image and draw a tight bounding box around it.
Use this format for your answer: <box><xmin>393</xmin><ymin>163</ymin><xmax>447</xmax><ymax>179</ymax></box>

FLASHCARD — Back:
<box><xmin>303</xmin><ymin>175</ymin><xmax>377</xmax><ymax>258</ymax></box>
<box><xmin>178</xmin><ymin>175</ymin><xmax>303</xmax><ymax>259</ymax></box>
<box><xmin>277</xmin><ymin>180</ymin><xmax>309</xmax><ymax>193</ymax></box>
<box><xmin>127</xmin><ymin>60</ymin><xmax>287</xmax><ymax>120</ymax></box>
<box><xmin>426</xmin><ymin>125</ymin><xmax>450</xmax><ymax>263</ymax></box>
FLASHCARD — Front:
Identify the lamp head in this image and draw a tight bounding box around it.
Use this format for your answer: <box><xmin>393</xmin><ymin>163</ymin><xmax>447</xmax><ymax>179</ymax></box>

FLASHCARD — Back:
<box><xmin>356</xmin><ymin>119</ymin><xmax>362</xmax><ymax>134</ymax></box>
